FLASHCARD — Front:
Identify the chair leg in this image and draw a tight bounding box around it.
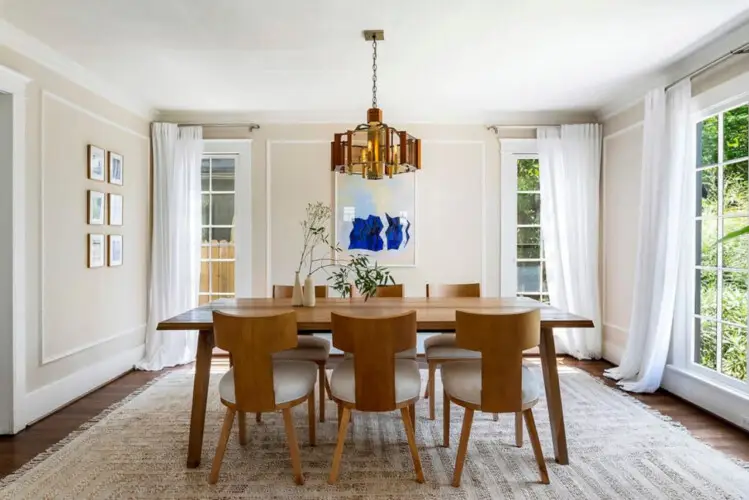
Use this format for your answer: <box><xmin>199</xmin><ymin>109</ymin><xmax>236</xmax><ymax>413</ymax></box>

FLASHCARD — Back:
<box><xmin>329</xmin><ymin>407</ymin><xmax>351</xmax><ymax>484</ymax></box>
<box><xmin>524</xmin><ymin>409</ymin><xmax>549</xmax><ymax>484</ymax></box>
<box><xmin>318</xmin><ymin>363</ymin><xmax>326</xmax><ymax>423</ymax></box>
<box><xmin>443</xmin><ymin>389</ymin><xmax>450</xmax><ymax>448</ymax></box>
<box><xmin>238</xmin><ymin>411</ymin><xmax>247</xmax><ymax>446</ymax></box>
<box><xmin>493</xmin><ymin>413</ymin><xmax>499</xmax><ymax>422</ymax></box>
<box><xmin>400</xmin><ymin>406</ymin><xmax>425</xmax><ymax>483</ymax></box>
<box><xmin>452</xmin><ymin>408</ymin><xmax>474</xmax><ymax>487</ymax></box>
<box><xmin>337</xmin><ymin>404</ymin><xmax>343</xmax><ymax>430</ymax></box>
<box><xmin>308</xmin><ymin>391</ymin><xmax>316</xmax><ymax>447</ymax></box>
<box><xmin>255</xmin><ymin>413</ymin><xmax>262</xmax><ymax>423</ymax></box>
<box><xmin>409</xmin><ymin>403</ymin><xmax>416</xmax><ymax>429</ymax></box>
<box><xmin>515</xmin><ymin>412</ymin><xmax>523</xmax><ymax>447</ymax></box>
<box><xmin>282</xmin><ymin>407</ymin><xmax>304</xmax><ymax>485</ymax></box>
<box><xmin>428</xmin><ymin>362</ymin><xmax>437</xmax><ymax>420</ymax></box>
<box><xmin>208</xmin><ymin>408</ymin><xmax>236</xmax><ymax>485</ymax></box>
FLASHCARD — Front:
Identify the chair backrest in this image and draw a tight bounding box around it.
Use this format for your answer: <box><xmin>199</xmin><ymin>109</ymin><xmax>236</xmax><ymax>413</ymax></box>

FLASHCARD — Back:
<box><xmin>273</xmin><ymin>284</ymin><xmax>328</xmax><ymax>299</ymax></box>
<box><xmin>213</xmin><ymin>310</ymin><xmax>298</xmax><ymax>412</ymax></box>
<box><xmin>454</xmin><ymin>309</ymin><xmax>540</xmax><ymax>413</ymax></box>
<box><xmin>351</xmin><ymin>283</ymin><xmax>404</xmax><ymax>298</ymax></box>
<box><xmin>331</xmin><ymin>311</ymin><xmax>417</xmax><ymax>412</ymax></box>
<box><xmin>426</xmin><ymin>283</ymin><xmax>481</xmax><ymax>298</ymax></box>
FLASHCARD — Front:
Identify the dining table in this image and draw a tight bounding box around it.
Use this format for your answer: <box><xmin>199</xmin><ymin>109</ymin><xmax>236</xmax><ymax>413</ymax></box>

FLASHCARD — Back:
<box><xmin>157</xmin><ymin>296</ymin><xmax>594</xmax><ymax>469</ymax></box>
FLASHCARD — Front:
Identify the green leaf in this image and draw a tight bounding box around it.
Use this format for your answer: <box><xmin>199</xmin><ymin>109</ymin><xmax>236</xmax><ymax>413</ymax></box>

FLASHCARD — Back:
<box><xmin>718</xmin><ymin>224</ymin><xmax>749</xmax><ymax>243</ymax></box>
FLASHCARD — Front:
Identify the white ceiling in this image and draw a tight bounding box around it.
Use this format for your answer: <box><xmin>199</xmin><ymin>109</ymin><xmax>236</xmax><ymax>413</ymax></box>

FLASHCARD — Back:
<box><xmin>2</xmin><ymin>0</ymin><xmax>749</xmax><ymax>121</ymax></box>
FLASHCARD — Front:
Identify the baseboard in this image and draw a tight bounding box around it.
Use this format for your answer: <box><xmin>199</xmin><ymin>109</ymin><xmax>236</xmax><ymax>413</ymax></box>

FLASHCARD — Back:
<box><xmin>20</xmin><ymin>344</ymin><xmax>145</xmax><ymax>429</ymax></box>
<box><xmin>602</xmin><ymin>340</ymin><xmax>624</xmax><ymax>365</ymax></box>
<box><xmin>662</xmin><ymin>365</ymin><xmax>749</xmax><ymax>432</ymax></box>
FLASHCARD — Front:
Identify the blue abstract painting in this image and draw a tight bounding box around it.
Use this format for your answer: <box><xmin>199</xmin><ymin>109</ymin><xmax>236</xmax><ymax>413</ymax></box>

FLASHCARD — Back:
<box><xmin>349</xmin><ymin>215</ymin><xmax>384</xmax><ymax>251</ymax></box>
<box><xmin>336</xmin><ymin>174</ymin><xmax>416</xmax><ymax>266</ymax></box>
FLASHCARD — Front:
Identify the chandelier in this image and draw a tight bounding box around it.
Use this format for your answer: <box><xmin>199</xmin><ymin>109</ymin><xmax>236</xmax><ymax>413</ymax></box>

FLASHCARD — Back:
<box><xmin>331</xmin><ymin>30</ymin><xmax>422</xmax><ymax>180</ymax></box>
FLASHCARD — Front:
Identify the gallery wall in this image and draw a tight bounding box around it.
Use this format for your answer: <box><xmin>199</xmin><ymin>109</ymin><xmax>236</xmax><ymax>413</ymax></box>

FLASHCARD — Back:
<box><xmin>0</xmin><ymin>45</ymin><xmax>151</xmax><ymax>426</ymax></box>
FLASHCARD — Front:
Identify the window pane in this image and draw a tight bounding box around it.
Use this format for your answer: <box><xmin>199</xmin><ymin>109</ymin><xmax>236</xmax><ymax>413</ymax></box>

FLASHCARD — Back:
<box><xmin>723</xmin><ymin>105</ymin><xmax>748</xmax><ymax>162</ymax></box>
<box><xmin>212</xmin><ymin>260</ymin><xmax>235</xmax><ymax>294</ymax></box>
<box><xmin>200</xmin><ymin>261</ymin><xmax>209</xmax><ymax>293</ymax></box>
<box><xmin>697</xmin><ymin>219</ymin><xmax>718</xmax><ymax>267</ymax></box>
<box><xmin>721</xmin><ymin>271</ymin><xmax>747</xmax><ymax>325</ymax></box>
<box><xmin>517</xmin><ymin>227</ymin><xmax>541</xmax><ymax>258</ymax></box>
<box><xmin>542</xmin><ymin>263</ymin><xmax>548</xmax><ymax>293</ymax></box>
<box><xmin>198</xmin><ymin>294</ymin><xmax>211</xmax><ymax>305</ymax></box>
<box><xmin>697</xmin><ymin>116</ymin><xmax>718</xmax><ymax>166</ymax></box>
<box><xmin>518</xmin><ymin>262</ymin><xmax>541</xmax><ymax>292</ymax></box>
<box><xmin>201</xmin><ymin>158</ymin><xmax>210</xmax><ymax>191</ymax></box>
<box><xmin>540</xmin><ymin>295</ymin><xmax>550</xmax><ymax>305</ymax></box>
<box><xmin>697</xmin><ymin>167</ymin><xmax>718</xmax><ymax>216</ymax></box>
<box><xmin>723</xmin><ymin>161</ymin><xmax>748</xmax><ymax>215</ymax></box>
<box><xmin>697</xmin><ymin>269</ymin><xmax>717</xmax><ymax>318</ymax></box>
<box><xmin>211</xmin><ymin>158</ymin><xmax>236</xmax><ymax>192</ymax></box>
<box><xmin>722</xmin><ymin>217</ymin><xmax>748</xmax><ymax>269</ymax></box>
<box><xmin>517</xmin><ymin>193</ymin><xmax>540</xmax><ymax>225</ymax></box>
<box><xmin>696</xmin><ymin>318</ymin><xmax>717</xmax><ymax>370</ymax></box>
<box><xmin>201</xmin><ymin>194</ymin><xmax>210</xmax><ymax>225</ymax></box>
<box><xmin>212</xmin><ymin>227</ymin><xmax>233</xmax><ymax>242</ymax></box>
<box><xmin>211</xmin><ymin>194</ymin><xmax>235</xmax><ymax>226</ymax></box>
<box><xmin>517</xmin><ymin>159</ymin><xmax>540</xmax><ymax>191</ymax></box>
<box><xmin>201</xmin><ymin>228</ymin><xmax>209</xmax><ymax>243</ymax></box>
<box><xmin>720</xmin><ymin>324</ymin><xmax>747</xmax><ymax>381</ymax></box>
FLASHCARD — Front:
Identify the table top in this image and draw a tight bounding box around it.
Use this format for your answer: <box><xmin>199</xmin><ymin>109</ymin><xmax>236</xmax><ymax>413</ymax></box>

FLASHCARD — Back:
<box><xmin>158</xmin><ymin>297</ymin><xmax>594</xmax><ymax>332</ymax></box>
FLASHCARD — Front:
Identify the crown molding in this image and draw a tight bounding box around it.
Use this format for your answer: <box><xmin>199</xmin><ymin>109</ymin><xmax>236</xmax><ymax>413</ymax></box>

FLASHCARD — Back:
<box><xmin>0</xmin><ymin>19</ymin><xmax>154</xmax><ymax>120</ymax></box>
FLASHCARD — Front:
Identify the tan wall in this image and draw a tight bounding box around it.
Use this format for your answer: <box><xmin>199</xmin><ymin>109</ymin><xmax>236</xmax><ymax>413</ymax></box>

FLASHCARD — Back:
<box><xmin>203</xmin><ymin>124</ymin><xmax>503</xmax><ymax>298</ymax></box>
<box><xmin>0</xmin><ymin>47</ymin><xmax>150</xmax><ymax>404</ymax></box>
<box><xmin>600</xmin><ymin>56</ymin><xmax>749</xmax><ymax>364</ymax></box>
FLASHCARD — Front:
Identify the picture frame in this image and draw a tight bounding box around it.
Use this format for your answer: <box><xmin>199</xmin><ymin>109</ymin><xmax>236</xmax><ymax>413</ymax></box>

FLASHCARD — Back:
<box><xmin>108</xmin><ymin>193</ymin><xmax>123</xmax><ymax>226</ymax></box>
<box><xmin>88</xmin><ymin>190</ymin><xmax>106</xmax><ymax>225</ymax></box>
<box><xmin>88</xmin><ymin>234</ymin><xmax>105</xmax><ymax>268</ymax></box>
<box><xmin>88</xmin><ymin>145</ymin><xmax>106</xmax><ymax>181</ymax></box>
<box><xmin>108</xmin><ymin>234</ymin><xmax>123</xmax><ymax>267</ymax></box>
<box><xmin>109</xmin><ymin>151</ymin><xmax>123</xmax><ymax>186</ymax></box>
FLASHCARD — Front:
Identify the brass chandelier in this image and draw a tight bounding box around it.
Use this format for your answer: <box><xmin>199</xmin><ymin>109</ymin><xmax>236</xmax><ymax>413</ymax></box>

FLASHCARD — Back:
<box><xmin>331</xmin><ymin>30</ymin><xmax>421</xmax><ymax>180</ymax></box>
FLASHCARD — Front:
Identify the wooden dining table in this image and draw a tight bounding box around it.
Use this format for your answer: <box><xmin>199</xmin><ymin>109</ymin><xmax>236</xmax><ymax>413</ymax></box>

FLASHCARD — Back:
<box><xmin>158</xmin><ymin>296</ymin><xmax>594</xmax><ymax>469</ymax></box>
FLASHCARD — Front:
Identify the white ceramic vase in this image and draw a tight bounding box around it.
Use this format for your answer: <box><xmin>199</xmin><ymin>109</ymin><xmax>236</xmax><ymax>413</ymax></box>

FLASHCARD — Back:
<box><xmin>303</xmin><ymin>275</ymin><xmax>316</xmax><ymax>307</ymax></box>
<box><xmin>292</xmin><ymin>271</ymin><xmax>303</xmax><ymax>307</ymax></box>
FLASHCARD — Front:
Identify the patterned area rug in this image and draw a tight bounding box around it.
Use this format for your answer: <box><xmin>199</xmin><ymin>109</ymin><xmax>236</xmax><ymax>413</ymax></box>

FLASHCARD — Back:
<box><xmin>1</xmin><ymin>365</ymin><xmax>748</xmax><ymax>499</ymax></box>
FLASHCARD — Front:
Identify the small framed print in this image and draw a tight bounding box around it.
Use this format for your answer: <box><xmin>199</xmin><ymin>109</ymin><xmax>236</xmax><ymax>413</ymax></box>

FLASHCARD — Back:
<box><xmin>108</xmin><ymin>193</ymin><xmax>123</xmax><ymax>226</ymax></box>
<box><xmin>88</xmin><ymin>234</ymin><xmax>105</xmax><ymax>268</ymax></box>
<box><xmin>88</xmin><ymin>190</ymin><xmax>106</xmax><ymax>225</ymax></box>
<box><xmin>88</xmin><ymin>145</ymin><xmax>106</xmax><ymax>181</ymax></box>
<box><xmin>109</xmin><ymin>151</ymin><xmax>123</xmax><ymax>185</ymax></box>
<box><xmin>108</xmin><ymin>235</ymin><xmax>123</xmax><ymax>267</ymax></box>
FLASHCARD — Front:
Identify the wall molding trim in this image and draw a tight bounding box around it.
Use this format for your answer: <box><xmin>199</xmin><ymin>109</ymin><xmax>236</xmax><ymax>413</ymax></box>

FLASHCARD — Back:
<box><xmin>0</xmin><ymin>20</ymin><xmax>153</xmax><ymax>120</ymax></box>
<box><xmin>602</xmin><ymin>121</ymin><xmax>644</xmax><ymax>142</ymax></box>
<box><xmin>38</xmin><ymin>90</ymin><xmax>148</xmax><ymax>366</ymax></box>
<box><xmin>22</xmin><ymin>345</ymin><xmax>144</xmax><ymax>429</ymax></box>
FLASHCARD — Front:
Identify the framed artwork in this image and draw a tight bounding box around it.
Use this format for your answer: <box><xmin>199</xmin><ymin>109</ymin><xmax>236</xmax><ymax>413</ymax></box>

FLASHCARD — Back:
<box><xmin>88</xmin><ymin>234</ymin><xmax>105</xmax><ymax>268</ymax></box>
<box><xmin>88</xmin><ymin>145</ymin><xmax>106</xmax><ymax>181</ymax></box>
<box><xmin>108</xmin><ymin>193</ymin><xmax>123</xmax><ymax>226</ymax></box>
<box><xmin>334</xmin><ymin>174</ymin><xmax>417</xmax><ymax>267</ymax></box>
<box><xmin>109</xmin><ymin>151</ymin><xmax>124</xmax><ymax>185</ymax></box>
<box><xmin>108</xmin><ymin>234</ymin><xmax>123</xmax><ymax>267</ymax></box>
<box><xmin>88</xmin><ymin>190</ymin><xmax>106</xmax><ymax>225</ymax></box>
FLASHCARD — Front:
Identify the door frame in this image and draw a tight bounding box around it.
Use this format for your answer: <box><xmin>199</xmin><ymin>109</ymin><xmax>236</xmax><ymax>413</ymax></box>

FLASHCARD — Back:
<box><xmin>0</xmin><ymin>64</ymin><xmax>30</xmax><ymax>434</ymax></box>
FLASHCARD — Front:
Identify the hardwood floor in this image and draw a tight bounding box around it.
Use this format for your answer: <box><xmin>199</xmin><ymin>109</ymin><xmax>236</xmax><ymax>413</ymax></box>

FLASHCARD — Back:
<box><xmin>0</xmin><ymin>357</ymin><xmax>747</xmax><ymax>480</ymax></box>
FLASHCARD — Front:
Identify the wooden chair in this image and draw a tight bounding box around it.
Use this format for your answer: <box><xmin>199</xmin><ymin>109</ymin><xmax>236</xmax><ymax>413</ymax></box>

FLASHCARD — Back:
<box><xmin>348</xmin><ymin>284</ymin><xmax>415</xmax><ymax>359</ymax></box>
<box><xmin>272</xmin><ymin>284</ymin><xmax>331</xmax><ymax>422</ymax></box>
<box><xmin>210</xmin><ymin>311</ymin><xmax>317</xmax><ymax>485</ymax></box>
<box><xmin>327</xmin><ymin>311</ymin><xmax>424</xmax><ymax>484</ymax></box>
<box><xmin>443</xmin><ymin>309</ymin><xmax>548</xmax><ymax>487</ymax></box>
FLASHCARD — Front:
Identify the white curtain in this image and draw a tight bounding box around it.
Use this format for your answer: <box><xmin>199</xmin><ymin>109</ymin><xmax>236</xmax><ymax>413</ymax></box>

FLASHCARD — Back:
<box><xmin>137</xmin><ymin>123</ymin><xmax>203</xmax><ymax>371</ymax></box>
<box><xmin>538</xmin><ymin>124</ymin><xmax>602</xmax><ymax>359</ymax></box>
<box><xmin>604</xmin><ymin>80</ymin><xmax>693</xmax><ymax>392</ymax></box>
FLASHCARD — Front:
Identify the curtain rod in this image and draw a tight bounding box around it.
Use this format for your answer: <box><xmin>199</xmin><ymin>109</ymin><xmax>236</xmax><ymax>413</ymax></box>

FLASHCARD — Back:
<box><xmin>486</xmin><ymin>124</ymin><xmax>560</xmax><ymax>133</ymax></box>
<box><xmin>178</xmin><ymin>123</ymin><xmax>260</xmax><ymax>132</ymax></box>
<box><xmin>665</xmin><ymin>41</ymin><xmax>749</xmax><ymax>91</ymax></box>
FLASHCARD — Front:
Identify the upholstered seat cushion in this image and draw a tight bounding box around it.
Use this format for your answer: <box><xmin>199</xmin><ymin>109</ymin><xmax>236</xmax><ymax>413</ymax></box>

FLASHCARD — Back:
<box><xmin>330</xmin><ymin>359</ymin><xmax>421</xmax><ymax>405</ymax></box>
<box><xmin>219</xmin><ymin>360</ymin><xmax>317</xmax><ymax>406</ymax></box>
<box><xmin>423</xmin><ymin>333</ymin><xmax>457</xmax><ymax>349</ymax></box>
<box><xmin>424</xmin><ymin>334</ymin><xmax>481</xmax><ymax>360</ymax></box>
<box><xmin>274</xmin><ymin>335</ymin><xmax>330</xmax><ymax>361</ymax></box>
<box><xmin>441</xmin><ymin>361</ymin><xmax>541</xmax><ymax>407</ymax></box>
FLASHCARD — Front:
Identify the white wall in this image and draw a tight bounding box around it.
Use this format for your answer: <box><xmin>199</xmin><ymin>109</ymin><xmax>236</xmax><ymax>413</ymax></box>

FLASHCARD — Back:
<box><xmin>0</xmin><ymin>46</ymin><xmax>151</xmax><ymax>429</ymax></box>
<box><xmin>0</xmin><ymin>92</ymin><xmax>12</xmax><ymax>432</ymax></box>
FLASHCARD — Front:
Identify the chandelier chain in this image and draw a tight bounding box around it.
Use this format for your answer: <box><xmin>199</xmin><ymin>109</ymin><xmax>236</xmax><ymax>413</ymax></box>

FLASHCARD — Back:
<box><xmin>372</xmin><ymin>38</ymin><xmax>378</xmax><ymax>109</ymax></box>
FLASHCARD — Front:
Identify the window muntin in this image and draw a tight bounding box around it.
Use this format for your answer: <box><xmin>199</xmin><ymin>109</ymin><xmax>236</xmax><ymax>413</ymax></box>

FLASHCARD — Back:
<box><xmin>516</xmin><ymin>158</ymin><xmax>549</xmax><ymax>304</ymax></box>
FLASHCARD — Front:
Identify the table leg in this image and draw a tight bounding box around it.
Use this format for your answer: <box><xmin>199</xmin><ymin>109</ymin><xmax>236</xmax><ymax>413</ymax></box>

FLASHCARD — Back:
<box><xmin>539</xmin><ymin>327</ymin><xmax>568</xmax><ymax>464</ymax></box>
<box><xmin>187</xmin><ymin>329</ymin><xmax>214</xmax><ymax>468</ymax></box>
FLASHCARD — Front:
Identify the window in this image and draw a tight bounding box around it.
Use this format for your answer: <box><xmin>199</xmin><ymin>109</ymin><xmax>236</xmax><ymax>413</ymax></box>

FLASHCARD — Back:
<box><xmin>516</xmin><ymin>158</ymin><xmax>549</xmax><ymax>303</ymax></box>
<box><xmin>200</xmin><ymin>155</ymin><xmax>237</xmax><ymax>304</ymax></box>
<box><xmin>694</xmin><ymin>103</ymin><xmax>748</xmax><ymax>383</ymax></box>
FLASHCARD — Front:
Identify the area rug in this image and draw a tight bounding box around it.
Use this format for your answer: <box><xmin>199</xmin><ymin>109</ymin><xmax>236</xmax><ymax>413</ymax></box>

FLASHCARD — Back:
<box><xmin>1</xmin><ymin>365</ymin><xmax>748</xmax><ymax>499</ymax></box>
